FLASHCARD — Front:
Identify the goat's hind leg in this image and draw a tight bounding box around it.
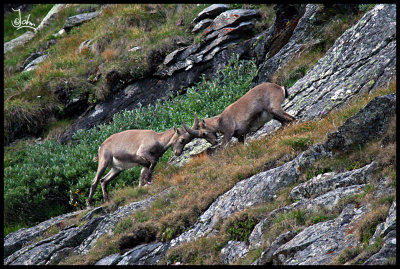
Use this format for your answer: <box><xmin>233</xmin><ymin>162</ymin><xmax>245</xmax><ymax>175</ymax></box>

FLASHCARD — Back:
<box><xmin>87</xmin><ymin>150</ymin><xmax>111</xmax><ymax>206</ymax></box>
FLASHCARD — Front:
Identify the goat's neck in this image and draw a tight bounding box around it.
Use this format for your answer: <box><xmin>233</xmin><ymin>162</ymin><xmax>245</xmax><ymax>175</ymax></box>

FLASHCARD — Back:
<box><xmin>205</xmin><ymin>115</ymin><xmax>220</xmax><ymax>130</ymax></box>
<box><xmin>158</xmin><ymin>128</ymin><xmax>176</xmax><ymax>150</ymax></box>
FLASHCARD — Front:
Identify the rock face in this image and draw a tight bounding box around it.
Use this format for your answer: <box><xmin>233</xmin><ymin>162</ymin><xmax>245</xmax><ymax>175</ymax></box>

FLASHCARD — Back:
<box><xmin>4</xmin><ymin>188</ymin><xmax>172</xmax><ymax>265</ymax></box>
<box><xmin>191</xmin><ymin>4</ymin><xmax>229</xmax><ymax>26</ymax></box>
<box><xmin>251</xmin><ymin>4</ymin><xmax>396</xmax><ymax>140</ymax></box>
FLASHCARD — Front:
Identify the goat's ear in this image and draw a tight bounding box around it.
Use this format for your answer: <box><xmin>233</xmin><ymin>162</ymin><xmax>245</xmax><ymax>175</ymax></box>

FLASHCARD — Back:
<box><xmin>174</xmin><ymin>126</ymin><xmax>182</xmax><ymax>135</ymax></box>
<box><xmin>201</xmin><ymin>119</ymin><xmax>206</xmax><ymax>128</ymax></box>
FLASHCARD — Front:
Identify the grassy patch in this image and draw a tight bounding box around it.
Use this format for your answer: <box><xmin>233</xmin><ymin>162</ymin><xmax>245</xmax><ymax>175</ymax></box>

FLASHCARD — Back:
<box><xmin>161</xmin><ymin>236</ymin><xmax>227</xmax><ymax>265</ymax></box>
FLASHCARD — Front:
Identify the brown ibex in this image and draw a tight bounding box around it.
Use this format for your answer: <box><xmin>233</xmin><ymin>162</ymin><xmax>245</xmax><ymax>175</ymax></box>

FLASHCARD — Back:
<box><xmin>87</xmin><ymin>124</ymin><xmax>196</xmax><ymax>206</ymax></box>
<box><xmin>182</xmin><ymin>82</ymin><xmax>296</xmax><ymax>146</ymax></box>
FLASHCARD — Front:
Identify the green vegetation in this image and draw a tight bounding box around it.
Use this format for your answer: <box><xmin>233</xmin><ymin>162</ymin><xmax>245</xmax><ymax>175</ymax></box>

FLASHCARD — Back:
<box><xmin>224</xmin><ymin>212</ymin><xmax>258</xmax><ymax>242</ymax></box>
<box><xmin>4</xmin><ymin>54</ymin><xmax>258</xmax><ymax>235</ymax></box>
<box><xmin>4</xmin><ymin>4</ymin><xmax>54</xmax><ymax>42</ymax></box>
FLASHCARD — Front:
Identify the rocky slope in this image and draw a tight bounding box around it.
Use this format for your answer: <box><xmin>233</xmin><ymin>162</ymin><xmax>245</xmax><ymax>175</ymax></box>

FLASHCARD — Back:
<box><xmin>3</xmin><ymin>4</ymin><xmax>396</xmax><ymax>265</ymax></box>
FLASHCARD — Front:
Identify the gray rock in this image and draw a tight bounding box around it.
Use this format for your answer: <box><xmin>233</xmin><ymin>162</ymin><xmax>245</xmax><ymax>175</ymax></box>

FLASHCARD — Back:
<box><xmin>75</xmin><ymin>188</ymin><xmax>172</xmax><ymax>255</ymax></box>
<box><xmin>192</xmin><ymin>4</ymin><xmax>230</xmax><ymax>25</ymax></box>
<box><xmin>95</xmin><ymin>253</ymin><xmax>122</xmax><ymax>265</ymax></box>
<box><xmin>36</xmin><ymin>4</ymin><xmax>67</xmax><ymax>32</ymax></box>
<box><xmin>202</xmin><ymin>9</ymin><xmax>260</xmax><ymax>35</ymax></box>
<box><xmin>63</xmin><ymin>11</ymin><xmax>99</xmax><ymax>31</ymax></box>
<box><xmin>4</xmin><ymin>188</ymin><xmax>172</xmax><ymax>264</ymax></box>
<box><xmin>369</xmin><ymin>201</ymin><xmax>396</xmax><ymax>245</ymax></box>
<box><xmin>23</xmin><ymin>54</ymin><xmax>49</xmax><ymax>72</ymax></box>
<box><xmin>4</xmin><ymin>31</ymin><xmax>35</xmax><ymax>53</ymax></box>
<box><xmin>363</xmin><ymin>230</ymin><xmax>396</xmax><ymax>265</ymax></box>
<box><xmin>248</xmin><ymin>180</ymin><xmax>369</xmax><ymax>249</ymax></box>
<box><xmin>168</xmin><ymin>138</ymin><xmax>214</xmax><ymax>167</ymax></box>
<box><xmin>204</xmin><ymin>19</ymin><xmax>256</xmax><ymax>43</ymax></box>
<box><xmin>4</xmin><ymin>209</ymin><xmax>84</xmax><ymax>259</ymax></box>
<box><xmin>117</xmin><ymin>242</ymin><xmax>169</xmax><ymax>265</ymax></box>
<box><xmin>169</xmin><ymin>144</ymin><xmax>330</xmax><ymax>249</ymax></box>
<box><xmin>289</xmin><ymin>161</ymin><xmax>376</xmax><ymax>200</ymax></box>
<box><xmin>5</xmin><ymin>216</ymin><xmax>104</xmax><ymax>265</ymax></box>
<box><xmin>324</xmin><ymin>94</ymin><xmax>396</xmax><ymax>152</ymax></box>
<box><xmin>192</xmin><ymin>18</ymin><xmax>213</xmax><ymax>33</ymax></box>
<box><xmin>221</xmin><ymin>240</ymin><xmax>249</xmax><ymax>264</ymax></box>
<box><xmin>20</xmin><ymin>52</ymin><xmax>43</xmax><ymax>70</ymax></box>
<box><xmin>176</xmin><ymin>43</ymin><xmax>202</xmax><ymax>62</ymax></box>
<box><xmin>252</xmin><ymin>231</ymin><xmax>297</xmax><ymax>265</ymax></box>
<box><xmin>163</xmin><ymin>46</ymin><xmax>187</xmax><ymax>66</ymax></box>
<box><xmin>272</xmin><ymin>204</ymin><xmax>370</xmax><ymax>265</ymax></box>
<box><xmin>257</xmin><ymin>4</ymin><xmax>318</xmax><ymax>83</ymax></box>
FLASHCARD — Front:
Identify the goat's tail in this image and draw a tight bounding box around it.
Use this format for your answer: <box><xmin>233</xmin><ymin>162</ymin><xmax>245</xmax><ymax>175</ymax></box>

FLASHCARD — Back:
<box><xmin>283</xmin><ymin>86</ymin><xmax>289</xmax><ymax>98</ymax></box>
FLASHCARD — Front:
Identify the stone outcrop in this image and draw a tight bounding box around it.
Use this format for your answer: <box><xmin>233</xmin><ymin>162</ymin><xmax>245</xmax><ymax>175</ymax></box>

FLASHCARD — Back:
<box><xmin>324</xmin><ymin>93</ymin><xmax>396</xmax><ymax>152</ymax></box>
<box><xmin>22</xmin><ymin>54</ymin><xmax>49</xmax><ymax>72</ymax></box>
<box><xmin>63</xmin><ymin>11</ymin><xmax>100</xmax><ymax>31</ymax></box>
<box><xmin>4</xmin><ymin>188</ymin><xmax>172</xmax><ymax>265</ymax></box>
<box><xmin>155</xmin><ymin>8</ymin><xmax>260</xmax><ymax>78</ymax></box>
<box><xmin>36</xmin><ymin>4</ymin><xmax>68</xmax><ymax>32</ymax></box>
<box><xmin>191</xmin><ymin>4</ymin><xmax>229</xmax><ymax>26</ymax></box>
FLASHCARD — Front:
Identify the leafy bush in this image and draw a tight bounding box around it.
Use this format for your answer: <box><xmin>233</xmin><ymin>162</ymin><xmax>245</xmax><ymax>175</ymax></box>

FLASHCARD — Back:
<box><xmin>4</xmin><ymin>54</ymin><xmax>258</xmax><ymax>231</ymax></box>
<box><xmin>225</xmin><ymin>215</ymin><xmax>257</xmax><ymax>242</ymax></box>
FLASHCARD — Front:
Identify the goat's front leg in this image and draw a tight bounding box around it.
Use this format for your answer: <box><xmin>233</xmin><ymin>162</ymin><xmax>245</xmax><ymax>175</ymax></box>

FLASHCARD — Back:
<box><xmin>138</xmin><ymin>157</ymin><xmax>158</xmax><ymax>186</ymax></box>
<box><xmin>270</xmin><ymin>108</ymin><xmax>297</xmax><ymax>126</ymax></box>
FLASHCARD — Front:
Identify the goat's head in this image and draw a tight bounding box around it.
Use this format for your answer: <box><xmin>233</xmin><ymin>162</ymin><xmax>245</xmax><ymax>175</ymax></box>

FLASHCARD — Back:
<box><xmin>171</xmin><ymin>117</ymin><xmax>200</xmax><ymax>156</ymax></box>
<box><xmin>181</xmin><ymin>115</ymin><xmax>219</xmax><ymax>146</ymax></box>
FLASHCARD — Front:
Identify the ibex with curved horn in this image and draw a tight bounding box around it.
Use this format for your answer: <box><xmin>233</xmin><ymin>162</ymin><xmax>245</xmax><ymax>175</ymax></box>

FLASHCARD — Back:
<box><xmin>87</xmin><ymin>123</ymin><xmax>197</xmax><ymax>206</ymax></box>
<box><xmin>182</xmin><ymin>82</ymin><xmax>296</xmax><ymax>146</ymax></box>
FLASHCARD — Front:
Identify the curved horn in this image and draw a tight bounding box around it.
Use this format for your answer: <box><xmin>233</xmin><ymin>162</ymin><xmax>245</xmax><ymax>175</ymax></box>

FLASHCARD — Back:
<box><xmin>193</xmin><ymin>114</ymin><xmax>200</xmax><ymax>129</ymax></box>
<box><xmin>182</xmin><ymin>121</ymin><xmax>200</xmax><ymax>136</ymax></box>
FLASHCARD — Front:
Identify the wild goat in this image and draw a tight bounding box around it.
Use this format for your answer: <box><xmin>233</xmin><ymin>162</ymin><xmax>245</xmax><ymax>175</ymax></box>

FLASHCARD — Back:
<box><xmin>182</xmin><ymin>82</ymin><xmax>296</xmax><ymax>146</ymax></box>
<box><xmin>87</xmin><ymin>124</ymin><xmax>196</xmax><ymax>206</ymax></box>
